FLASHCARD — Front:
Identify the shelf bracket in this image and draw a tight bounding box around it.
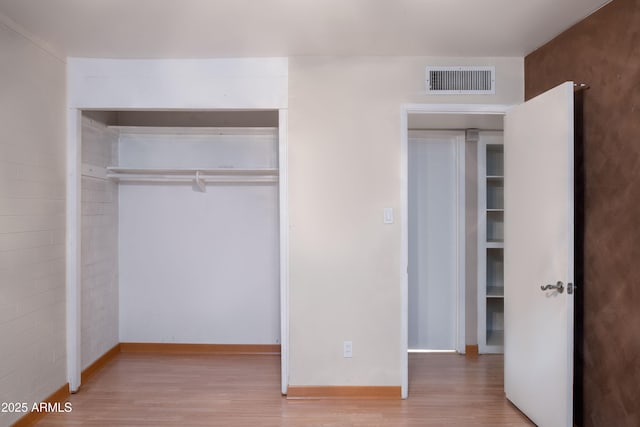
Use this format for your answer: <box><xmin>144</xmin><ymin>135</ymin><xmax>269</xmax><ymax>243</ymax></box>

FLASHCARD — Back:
<box><xmin>193</xmin><ymin>170</ymin><xmax>206</xmax><ymax>193</ymax></box>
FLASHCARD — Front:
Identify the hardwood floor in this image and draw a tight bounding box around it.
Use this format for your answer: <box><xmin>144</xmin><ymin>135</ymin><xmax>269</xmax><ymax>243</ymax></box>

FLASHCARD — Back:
<box><xmin>36</xmin><ymin>353</ymin><xmax>533</xmax><ymax>426</ymax></box>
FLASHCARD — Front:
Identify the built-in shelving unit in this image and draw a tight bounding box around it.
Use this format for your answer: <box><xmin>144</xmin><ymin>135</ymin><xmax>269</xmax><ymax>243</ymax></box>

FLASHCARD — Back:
<box><xmin>478</xmin><ymin>132</ymin><xmax>504</xmax><ymax>354</ymax></box>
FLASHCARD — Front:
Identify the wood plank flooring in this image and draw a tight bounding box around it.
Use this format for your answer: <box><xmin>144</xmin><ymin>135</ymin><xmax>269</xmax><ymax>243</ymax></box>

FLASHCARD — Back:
<box><xmin>36</xmin><ymin>353</ymin><xmax>533</xmax><ymax>426</ymax></box>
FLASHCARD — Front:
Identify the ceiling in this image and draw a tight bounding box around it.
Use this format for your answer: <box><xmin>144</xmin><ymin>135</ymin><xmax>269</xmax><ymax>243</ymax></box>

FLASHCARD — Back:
<box><xmin>0</xmin><ymin>0</ymin><xmax>610</xmax><ymax>58</ymax></box>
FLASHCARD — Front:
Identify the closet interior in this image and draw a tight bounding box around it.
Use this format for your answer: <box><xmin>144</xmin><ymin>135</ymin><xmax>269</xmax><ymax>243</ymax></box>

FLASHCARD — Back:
<box><xmin>79</xmin><ymin>110</ymin><xmax>281</xmax><ymax>369</ymax></box>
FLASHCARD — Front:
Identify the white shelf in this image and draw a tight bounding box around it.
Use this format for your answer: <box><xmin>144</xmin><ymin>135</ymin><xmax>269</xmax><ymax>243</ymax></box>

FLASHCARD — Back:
<box><xmin>107</xmin><ymin>167</ymin><xmax>278</xmax><ymax>176</ymax></box>
<box><xmin>107</xmin><ymin>126</ymin><xmax>278</xmax><ymax>137</ymax></box>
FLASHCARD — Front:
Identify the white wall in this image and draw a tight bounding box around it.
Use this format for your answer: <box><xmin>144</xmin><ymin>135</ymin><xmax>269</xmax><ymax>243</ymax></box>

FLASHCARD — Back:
<box><xmin>65</xmin><ymin>55</ymin><xmax>522</xmax><ymax>391</ymax></box>
<box><xmin>0</xmin><ymin>20</ymin><xmax>66</xmax><ymax>426</ymax></box>
<box><xmin>287</xmin><ymin>56</ymin><xmax>523</xmax><ymax>387</ymax></box>
<box><xmin>117</xmin><ymin>128</ymin><xmax>280</xmax><ymax>344</ymax></box>
<box><xmin>80</xmin><ymin>115</ymin><xmax>119</xmax><ymax>369</ymax></box>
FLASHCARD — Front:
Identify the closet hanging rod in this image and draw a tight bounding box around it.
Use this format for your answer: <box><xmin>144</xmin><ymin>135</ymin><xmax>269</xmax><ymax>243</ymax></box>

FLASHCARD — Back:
<box><xmin>107</xmin><ymin>174</ymin><xmax>278</xmax><ymax>183</ymax></box>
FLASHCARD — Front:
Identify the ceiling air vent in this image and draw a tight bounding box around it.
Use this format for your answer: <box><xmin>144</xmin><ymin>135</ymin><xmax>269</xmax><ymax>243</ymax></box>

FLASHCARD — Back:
<box><xmin>426</xmin><ymin>66</ymin><xmax>495</xmax><ymax>95</ymax></box>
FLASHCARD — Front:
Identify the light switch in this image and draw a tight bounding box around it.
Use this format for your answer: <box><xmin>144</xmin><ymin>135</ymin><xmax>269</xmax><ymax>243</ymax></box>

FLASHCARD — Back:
<box><xmin>344</xmin><ymin>341</ymin><xmax>353</xmax><ymax>358</ymax></box>
<box><xmin>383</xmin><ymin>208</ymin><xmax>394</xmax><ymax>224</ymax></box>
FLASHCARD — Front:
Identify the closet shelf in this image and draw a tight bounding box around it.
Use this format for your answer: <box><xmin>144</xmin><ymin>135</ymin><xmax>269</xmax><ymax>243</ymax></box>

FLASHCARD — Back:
<box><xmin>106</xmin><ymin>126</ymin><xmax>278</xmax><ymax>136</ymax></box>
<box><xmin>107</xmin><ymin>167</ymin><xmax>278</xmax><ymax>176</ymax></box>
<box><xmin>486</xmin><ymin>287</ymin><xmax>504</xmax><ymax>298</ymax></box>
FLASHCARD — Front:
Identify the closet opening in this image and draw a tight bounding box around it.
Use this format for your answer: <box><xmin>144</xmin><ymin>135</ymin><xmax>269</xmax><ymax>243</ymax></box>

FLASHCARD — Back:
<box><xmin>401</xmin><ymin>105</ymin><xmax>508</xmax><ymax>398</ymax></box>
<box><xmin>73</xmin><ymin>109</ymin><xmax>285</xmax><ymax>392</ymax></box>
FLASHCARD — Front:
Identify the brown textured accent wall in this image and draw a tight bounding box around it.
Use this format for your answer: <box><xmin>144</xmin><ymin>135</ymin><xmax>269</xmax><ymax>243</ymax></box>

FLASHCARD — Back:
<box><xmin>525</xmin><ymin>0</ymin><xmax>640</xmax><ymax>426</ymax></box>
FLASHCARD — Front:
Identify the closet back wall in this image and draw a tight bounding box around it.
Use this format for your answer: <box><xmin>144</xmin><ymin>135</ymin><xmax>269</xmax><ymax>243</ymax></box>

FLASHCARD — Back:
<box><xmin>117</xmin><ymin>128</ymin><xmax>281</xmax><ymax>344</ymax></box>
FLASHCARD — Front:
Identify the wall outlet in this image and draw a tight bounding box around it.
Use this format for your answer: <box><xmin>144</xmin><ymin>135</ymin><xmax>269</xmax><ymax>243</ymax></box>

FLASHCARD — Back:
<box><xmin>343</xmin><ymin>341</ymin><xmax>353</xmax><ymax>358</ymax></box>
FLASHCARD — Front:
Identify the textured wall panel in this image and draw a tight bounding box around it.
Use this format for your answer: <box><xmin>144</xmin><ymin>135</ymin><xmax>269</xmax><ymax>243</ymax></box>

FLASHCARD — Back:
<box><xmin>80</xmin><ymin>116</ymin><xmax>119</xmax><ymax>370</ymax></box>
<box><xmin>0</xmin><ymin>22</ymin><xmax>66</xmax><ymax>427</ymax></box>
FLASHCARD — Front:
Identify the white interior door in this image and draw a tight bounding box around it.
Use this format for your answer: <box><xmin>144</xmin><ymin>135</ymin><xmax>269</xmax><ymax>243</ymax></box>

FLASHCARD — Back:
<box><xmin>504</xmin><ymin>82</ymin><xmax>574</xmax><ymax>427</ymax></box>
<box><xmin>408</xmin><ymin>131</ymin><xmax>463</xmax><ymax>350</ymax></box>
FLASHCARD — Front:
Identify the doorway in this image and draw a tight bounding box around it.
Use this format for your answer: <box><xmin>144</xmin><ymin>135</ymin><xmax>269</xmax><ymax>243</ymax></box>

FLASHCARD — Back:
<box><xmin>72</xmin><ymin>109</ymin><xmax>286</xmax><ymax>390</ymax></box>
<box><xmin>400</xmin><ymin>104</ymin><xmax>510</xmax><ymax>398</ymax></box>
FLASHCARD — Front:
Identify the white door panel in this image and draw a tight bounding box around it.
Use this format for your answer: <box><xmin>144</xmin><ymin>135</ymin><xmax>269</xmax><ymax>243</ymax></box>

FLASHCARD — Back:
<box><xmin>504</xmin><ymin>82</ymin><xmax>575</xmax><ymax>427</ymax></box>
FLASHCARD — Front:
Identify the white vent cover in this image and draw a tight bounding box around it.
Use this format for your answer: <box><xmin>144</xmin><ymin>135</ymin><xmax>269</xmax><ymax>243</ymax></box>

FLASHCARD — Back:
<box><xmin>426</xmin><ymin>66</ymin><xmax>495</xmax><ymax>95</ymax></box>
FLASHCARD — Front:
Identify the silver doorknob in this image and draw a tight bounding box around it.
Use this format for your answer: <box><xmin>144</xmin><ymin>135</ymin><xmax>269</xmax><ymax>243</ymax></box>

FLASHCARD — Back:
<box><xmin>540</xmin><ymin>281</ymin><xmax>564</xmax><ymax>293</ymax></box>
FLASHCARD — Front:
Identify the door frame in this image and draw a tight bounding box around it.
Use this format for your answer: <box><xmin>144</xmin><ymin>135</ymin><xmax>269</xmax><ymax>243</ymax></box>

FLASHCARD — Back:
<box><xmin>400</xmin><ymin>103</ymin><xmax>511</xmax><ymax>399</ymax></box>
